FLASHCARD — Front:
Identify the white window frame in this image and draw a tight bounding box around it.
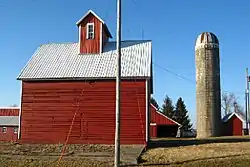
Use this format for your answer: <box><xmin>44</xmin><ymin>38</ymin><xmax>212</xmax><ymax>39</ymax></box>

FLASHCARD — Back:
<box><xmin>2</xmin><ymin>127</ymin><xmax>7</xmax><ymax>133</ymax></box>
<box><xmin>86</xmin><ymin>23</ymin><xmax>95</xmax><ymax>39</ymax></box>
<box><xmin>13</xmin><ymin>127</ymin><xmax>18</xmax><ymax>134</ymax></box>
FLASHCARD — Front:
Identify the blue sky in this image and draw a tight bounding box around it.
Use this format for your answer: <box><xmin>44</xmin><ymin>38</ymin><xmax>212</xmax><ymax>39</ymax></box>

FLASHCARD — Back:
<box><xmin>0</xmin><ymin>0</ymin><xmax>250</xmax><ymax>127</ymax></box>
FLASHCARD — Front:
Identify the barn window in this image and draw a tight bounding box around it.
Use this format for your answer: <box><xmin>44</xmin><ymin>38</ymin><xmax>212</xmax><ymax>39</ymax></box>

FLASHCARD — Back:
<box><xmin>2</xmin><ymin>127</ymin><xmax>7</xmax><ymax>133</ymax></box>
<box><xmin>13</xmin><ymin>127</ymin><xmax>18</xmax><ymax>134</ymax></box>
<box><xmin>86</xmin><ymin>23</ymin><xmax>94</xmax><ymax>39</ymax></box>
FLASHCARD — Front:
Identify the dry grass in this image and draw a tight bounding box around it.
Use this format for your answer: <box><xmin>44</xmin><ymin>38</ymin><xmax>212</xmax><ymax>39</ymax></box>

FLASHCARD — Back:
<box><xmin>141</xmin><ymin>141</ymin><xmax>250</xmax><ymax>166</ymax></box>
<box><xmin>1</xmin><ymin>137</ymin><xmax>250</xmax><ymax>167</ymax></box>
<box><xmin>141</xmin><ymin>155</ymin><xmax>250</xmax><ymax>167</ymax></box>
<box><xmin>0</xmin><ymin>156</ymin><xmax>113</xmax><ymax>167</ymax></box>
<box><xmin>0</xmin><ymin>142</ymin><xmax>116</xmax><ymax>166</ymax></box>
<box><xmin>0</xmin><ymin>142</ymin><xmax>115</xmax><ymax>155</ymax></box>
<box><xmin>0</xmin><ymin>142</ymin><xmax>138</xmax><ymax>167</ymax></box>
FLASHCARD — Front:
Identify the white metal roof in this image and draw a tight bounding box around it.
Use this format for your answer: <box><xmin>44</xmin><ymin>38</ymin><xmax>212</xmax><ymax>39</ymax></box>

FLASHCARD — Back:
<box><xmin>17</xmin><ymin>40</ymin><xmax>152</xmax><ymax>80</ymax></box>
<box><xmin>0</xmin><ymin>116</ymin><xmax>19</xmax><ymax>126</ymax></box>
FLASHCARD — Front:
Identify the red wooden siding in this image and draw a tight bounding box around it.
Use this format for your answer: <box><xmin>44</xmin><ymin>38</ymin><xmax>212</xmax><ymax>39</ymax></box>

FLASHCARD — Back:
<box><xmin>150</xmin><ymin>104</ymin><xmax>178</xmax><ymax>125</ymax></box>
<box><xmin>0</xmin><ymin>108</ymin><xmax>19</xmax><ymax>116</ymax></box>
<box><xmin>20</xmin><ymin>80</ymin><xmax>146</xmax><ymax>144</ymax></box>
<box><xmin>79</xmin><ymin>13</ymin><xmax>101</xmax><ymax>54</ymax></box>
<box><xmin>0</xmin><ymin>126</ymin><xmax>18</xmax><ymax>142</ymax></box>
<box><xmin>150</xmin><ymin>125</ymin><xmax>157</xmax><ymax>138</ymax></box>
<box><xmin>223</xmin><ymin>115</ymin><xmax>243</xmax><ymax>136</ymax></box>
<box><xmin>232</xmin><ymin>116</ymin><xmax>243</xmax><ymax>136</ymax></box>
<box><xmin>150</xmin><ymin>104</ymin><xmax>180</xmax><ymax>138</ymax></box>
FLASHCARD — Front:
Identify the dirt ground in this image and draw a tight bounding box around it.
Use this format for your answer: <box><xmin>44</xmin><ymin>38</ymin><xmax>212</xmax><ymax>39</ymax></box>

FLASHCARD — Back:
<box><xmin>0</xmin><ymin>142</ymin><xmax>142</xmax><ymax>166</ymax></box>
<box><xmin>1</xmin><ymin>136</ymin><xmax>250</xmax><ymax>167</ymax></box>
<box><xmin>0</xmin><ymin>142</ymin><xmax>115</xmax><ymax>167</ymax></box>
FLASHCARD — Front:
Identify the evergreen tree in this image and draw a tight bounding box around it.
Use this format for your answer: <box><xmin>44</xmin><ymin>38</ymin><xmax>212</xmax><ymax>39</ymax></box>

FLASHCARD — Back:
<box><xmin>174</xmin><ymin>97</ymin><xmax>193</xmax><ymax>131</ymax></box>
<box><xmin>162</xmin><ymin>95</ymin><xmax>175</xmax><ymax>118</ymax></box>
<box><xmin>150</xmin><ymin>96</ymin><xmax>159</xmax><ymax>110</ymax></box>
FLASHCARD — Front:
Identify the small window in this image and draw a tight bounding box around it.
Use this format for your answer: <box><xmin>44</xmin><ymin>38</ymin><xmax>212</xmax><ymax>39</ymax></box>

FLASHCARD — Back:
<box><xmin>86</xmin><ymin>23</ymin><xmax>94</xmax><ymax>39</ymax></box>
<box><xmin>2</xmin><ymin>127</ymin><xmax>7</xmax><ymax>133</ymax></box>
<box><xmin>13</xmin><ymin>127</ymin><xmax>18</xmax><ymax>134</ymax></box>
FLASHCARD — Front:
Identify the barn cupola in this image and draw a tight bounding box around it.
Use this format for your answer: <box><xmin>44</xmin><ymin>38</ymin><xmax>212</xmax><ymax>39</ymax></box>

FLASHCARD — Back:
<box><xmin>76</xmin><ymin>10</ymin><xmax>112</xmax><ymax>54</ymax></box>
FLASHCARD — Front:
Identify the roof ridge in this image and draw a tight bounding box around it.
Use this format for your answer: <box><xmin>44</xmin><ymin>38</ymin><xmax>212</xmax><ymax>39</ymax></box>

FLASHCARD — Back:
<box><xmin>40</xmin><ymin>42</ymin><xmax>78</xmax><ymax>46</ymax></box>
<box><xmin>36</xmin><ymin>41</ymin><xmax>151</xmax><ymax>46</ymax></box>
<box><xmin>108</xmin><ymin>40</ymin><xmax>152</xmax><ymax>43</ymax></box>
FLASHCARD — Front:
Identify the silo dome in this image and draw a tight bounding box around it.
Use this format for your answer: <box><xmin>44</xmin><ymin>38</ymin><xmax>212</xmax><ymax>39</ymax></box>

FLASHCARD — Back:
<box><xmin>195</xmin><ymin>32</ymin><xmax>219</xmax><ymax>50</ymax></box>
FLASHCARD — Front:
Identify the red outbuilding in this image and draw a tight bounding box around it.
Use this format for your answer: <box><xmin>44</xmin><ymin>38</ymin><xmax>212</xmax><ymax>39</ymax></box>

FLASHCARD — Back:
<box><xmin>0</xmin><ymin>107</ymin><xmax>19</xmax><ymax>142</ymax></box>
<box><xmin>17</xmin><ymin>10</ymin><xmax>152</xmax><ymax>145</ymax></box>
<box><xmin>150</xmin><ymin>104</ymin><xmax>181</xmax><ymax>138</ymax></box>
<box><xmin>222</xmin><ymin>112</ymin><xmax>248</xmax><ymax>136</ymax></box>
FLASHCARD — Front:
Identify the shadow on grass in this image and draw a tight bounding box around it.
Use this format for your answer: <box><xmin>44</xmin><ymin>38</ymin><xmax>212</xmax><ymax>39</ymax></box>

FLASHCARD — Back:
<box><xmin>125</xmin><ymin>153</ymin><xmax>250</xmax><ymax>167</ymax></box>
<box><xmin>147</xmin><ymin>136</ymin><xmax>250</xmax><ymax>149</ymax></box>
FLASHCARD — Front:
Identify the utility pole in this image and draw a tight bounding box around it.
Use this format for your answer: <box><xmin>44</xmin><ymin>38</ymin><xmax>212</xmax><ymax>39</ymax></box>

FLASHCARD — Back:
<box><xmin>245</xmin><ymin>68</ymin><xmax>249</xmax><ymax>135</ymax></box>
<box><xmin>115</xmin><ymin>0</ymin><xmax>121</xmax><ymax>166</ymax></box>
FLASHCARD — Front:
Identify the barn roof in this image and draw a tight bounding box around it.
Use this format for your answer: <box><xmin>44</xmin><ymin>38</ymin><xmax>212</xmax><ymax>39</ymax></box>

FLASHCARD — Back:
<box><xmin>222</xmin><ymin>112</ymin><xmax>250</xmax><ymax>123</ymax></box>
<box><xmin>17</xmin><ymin>40</ymin><xmax>152</xmax><ymax>81</ymax></box>
<box><xmin>0</xmin><ymin>116</ymin><xmax>19</xmax><ymax>126</ymax></box>
<box><xmin>150</xmin><ymin>103</ymin><xmax>182</xmax><ymax>126</ymax></box>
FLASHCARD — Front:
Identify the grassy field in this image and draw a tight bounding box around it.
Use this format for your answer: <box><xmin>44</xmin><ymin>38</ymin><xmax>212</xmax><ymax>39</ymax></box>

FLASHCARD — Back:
<box><xmin>140</xmin><ymin>142</ymin><xmax>250</xmax><ymax>167</ymax></box>
<box><xmin>1</xmin><ymin>136</ymin><xmax>250</xmax><ymax>167</ymax></box>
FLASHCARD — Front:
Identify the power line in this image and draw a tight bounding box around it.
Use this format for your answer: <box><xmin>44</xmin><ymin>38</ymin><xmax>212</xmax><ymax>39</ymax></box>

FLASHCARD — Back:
<box><xmin>131</xmin><ymin>1</ymin><xmax>244</xmax><ymax>96</ymax></box>
<box><xmin>131</xmin><ymin>0</ymin><xmax>137</xmax><ymax>5</ymax></box>
<box><xmin>153</xmin><ymin>62</ymin><xmax>245</xmax><ymax>95</ymax></box>
<box><xmin>153</xmin><ymin>63</ymin><xmax>196</xmax><ymax>84</ymax></box>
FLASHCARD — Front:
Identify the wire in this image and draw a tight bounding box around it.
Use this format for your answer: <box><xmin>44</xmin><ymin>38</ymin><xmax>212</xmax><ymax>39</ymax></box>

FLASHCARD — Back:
<box><xmin>153</xmin><ymin>62</ymin><xmax>245</xmax><ymax>95</ymax></box>
<box><xmin>131</xmin><ymin>0</ymin><xmax>137</xmax><ymax>5</ymax></box>
<box><xmin>153</xmin><ymin>63</ymin><xmax>196</xmax><ymax>84</ymax></box>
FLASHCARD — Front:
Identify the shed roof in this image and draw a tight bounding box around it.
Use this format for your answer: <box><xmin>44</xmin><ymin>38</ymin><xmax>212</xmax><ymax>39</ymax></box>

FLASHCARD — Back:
<box><xmin>222</xmin><ymin>112</ymin><xmax>250</xmax><ymax>123</ymax></box>
<box><xmin>150</xmin><ymin>103</ymin><xmax>182</xmax><ymax>126</ymax></box>
<box><xmin>0</xmin><ymin>116</ymin><xmax>19</xmax><ymax>126</ymax></box>
<box><xmin>17</xmin><ymin>40</ymin><xmax>152</xmax><ymax>81</ymax></box>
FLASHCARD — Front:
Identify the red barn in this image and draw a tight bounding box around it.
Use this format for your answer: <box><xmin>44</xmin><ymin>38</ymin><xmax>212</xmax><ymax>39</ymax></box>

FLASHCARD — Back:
<box><xmin>0</xmin><ymin>107</ymin><xmax>19</xmax><ymax>142</ymax></box>
<box><xmin>150</xmin><ymin>104</ymin><xmax>181</xmax><ymax>138</ymax></box>
<box><xmin>222</xmin><ymin>112</ymin><xmax>248</xmax><ymax>136</ymax></box>
<box><xmin>17</xmin><ymin>10</ymin><xmax>152</xmax><ymax>145</ymax></box>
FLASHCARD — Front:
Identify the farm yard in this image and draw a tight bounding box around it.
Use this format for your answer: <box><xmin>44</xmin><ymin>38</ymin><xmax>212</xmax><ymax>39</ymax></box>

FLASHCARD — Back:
<box><xmin>1</xmin><ymin>1</ymin><xmax>250</xmax><ymax>167</ymax></box>
<box><xmin>0</xmin><ymin>136</ymin><xmax>250</xmax><ymax>167</ymax></box>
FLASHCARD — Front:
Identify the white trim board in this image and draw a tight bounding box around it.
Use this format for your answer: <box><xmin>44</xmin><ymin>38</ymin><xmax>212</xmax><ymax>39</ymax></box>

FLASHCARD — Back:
<box><xmin>0</xmin><ymin>107</ymin><xmax>20</xmax><ymax>109</ymax></box>
<box><xmin>18</xmin><ymin>81</ymin><xmax>22</xmax><ymax>139</ymax></box>
<box><xmin>78</xmin><ymin>24</ymin><xmax>81</xmax><ymax>53</ymax></box>
<box><xmin>223</xmin><ymin>112</ymin><xmax>246</xmax><ymax>123</ymax></box>
<box><xmin>86</xmin><ymin>23</ymin><xmax>94</xmax><ymax>39</ymax></box>
<box><xmin>100</xmin><ymin>22</ymin><xmax>103</xmax><ymax>53</ymax></box>
<box><xmin>76</xmin><ymin>10</ymin><xmax>105</xmax><ymax>25</ymax></box>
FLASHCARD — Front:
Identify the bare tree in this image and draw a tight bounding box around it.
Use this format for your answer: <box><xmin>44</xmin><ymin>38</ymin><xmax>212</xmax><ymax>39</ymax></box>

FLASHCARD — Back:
<box><xmin>221</xmin><ymin>92</ymin><xmax>242</xmax><ymax>116</ymax></box>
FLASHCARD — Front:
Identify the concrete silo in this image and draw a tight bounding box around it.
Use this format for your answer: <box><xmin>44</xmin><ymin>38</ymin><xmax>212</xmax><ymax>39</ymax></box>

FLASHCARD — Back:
<box><xmin>195</xmin><ymin>32</ymin><xmax>222</xmax><ymax>138</ymax></box>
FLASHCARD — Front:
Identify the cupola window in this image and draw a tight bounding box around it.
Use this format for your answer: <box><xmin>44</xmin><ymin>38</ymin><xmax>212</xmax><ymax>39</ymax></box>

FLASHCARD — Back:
<box><xmin>86</xmin><ymin>23</ymin><xmax>94</xmax><ymax>39</ymax></box>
